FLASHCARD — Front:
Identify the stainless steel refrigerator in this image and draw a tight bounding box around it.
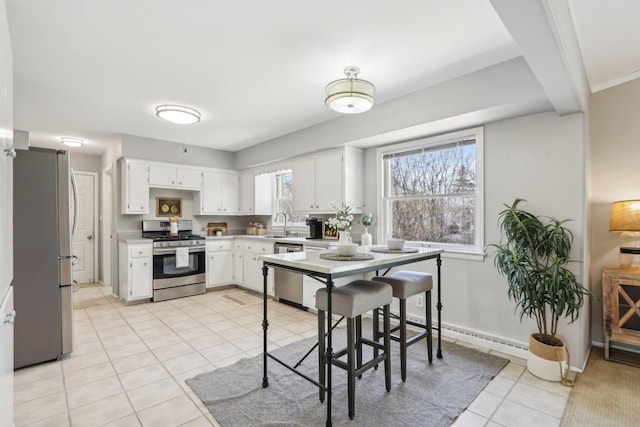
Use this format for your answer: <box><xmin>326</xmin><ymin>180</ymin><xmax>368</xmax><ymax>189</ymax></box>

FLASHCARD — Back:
<box><xmin>13</xmin><ymin>148</ymin><xmax>78</xmax><ymax>369</ymax></box>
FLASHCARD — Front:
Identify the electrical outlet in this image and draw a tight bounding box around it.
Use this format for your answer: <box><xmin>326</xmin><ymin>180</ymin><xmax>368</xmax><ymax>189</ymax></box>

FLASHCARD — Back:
<box><xmin>416</xmin><ymin>295</ymin><xmax>424</xmax><ymax>308</ymax></box>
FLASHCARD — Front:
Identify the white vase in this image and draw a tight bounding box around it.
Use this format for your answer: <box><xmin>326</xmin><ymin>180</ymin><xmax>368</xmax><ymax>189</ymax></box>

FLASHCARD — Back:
<box><xmin>361</xmin><ymin>227</ymin><xmax>372</xmax><ymax>246</ymax></box>
<box><xmin>338</xmin><ymin>230</ymin><xmax>350</xmax><ymax>244</ymax></box>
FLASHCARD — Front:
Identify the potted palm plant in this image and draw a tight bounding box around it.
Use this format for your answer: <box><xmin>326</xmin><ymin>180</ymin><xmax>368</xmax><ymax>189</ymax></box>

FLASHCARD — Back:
<box><xmin>490</xmin><ymin>199</ymin><xmax>593</xmax><ymax>382</ymax></box>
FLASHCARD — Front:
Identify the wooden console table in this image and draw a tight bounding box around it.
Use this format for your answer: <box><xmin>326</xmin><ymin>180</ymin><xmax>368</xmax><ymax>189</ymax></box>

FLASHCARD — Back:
<box><xmin>602</xmin><ymin>267</ymin><xmax>640</xmax><ymax>362</ymax></box>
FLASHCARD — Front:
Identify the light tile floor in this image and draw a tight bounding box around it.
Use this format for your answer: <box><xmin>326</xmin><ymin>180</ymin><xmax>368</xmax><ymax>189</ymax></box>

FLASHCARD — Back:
<box><xmin>13</xmin><ymin>284</ymin><xmax>572</xmax><ymax>427</ymax></box>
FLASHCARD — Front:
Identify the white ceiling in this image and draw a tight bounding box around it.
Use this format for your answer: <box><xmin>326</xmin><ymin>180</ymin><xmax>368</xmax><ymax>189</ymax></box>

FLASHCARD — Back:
<box><xmin>568</xmin><ymin>0</ymin><xmax>640</xmax><ymax>93</ymax></box>
<box><xmin>5</xmin><ymin>0</ymin><xmax>639</xmax><ymax>156</ymax></box>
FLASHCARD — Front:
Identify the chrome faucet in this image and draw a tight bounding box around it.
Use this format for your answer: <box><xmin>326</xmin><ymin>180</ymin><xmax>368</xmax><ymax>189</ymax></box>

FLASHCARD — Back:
<box><xmin>275</xmin><ymin>211</ymin><xmax>288</xmax><ymax>237</ymax></box>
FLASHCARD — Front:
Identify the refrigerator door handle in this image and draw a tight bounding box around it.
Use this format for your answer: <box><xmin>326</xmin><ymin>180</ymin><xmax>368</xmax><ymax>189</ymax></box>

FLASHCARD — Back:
<box><xmin>70</xmin><ymin>168</ymin><xmax>79</xmax><ymax>241</ymax></box>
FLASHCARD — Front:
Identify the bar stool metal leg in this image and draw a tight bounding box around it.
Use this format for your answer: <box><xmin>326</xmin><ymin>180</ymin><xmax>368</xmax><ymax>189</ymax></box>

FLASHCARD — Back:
<box><xmin>384</xmin><ymin>304</ymin><xmax>391</xmax><ymax>391</ymax></box>
<box><xmin>347</xmin><ymin>317</ymin><xmax>356</xmax><ymax>419</ymax></box>
<box><xmin>399</xmin><ymin>298</ymin><xmax>408</xmax><ymax>382</ymax></box>
<box><xmin>356</xmin><ymin>315</ymin><xmax>363</xmax><ymax>379</ymax></box>
<box><xmin>318</xmin><ymin>309</ymin><xmax>326</xmax><ymax>403</ymax></box>
<box><xmin>426</xmin><ymin>290</ymin><xmax>433</xmax><ymax>363</ymax></box>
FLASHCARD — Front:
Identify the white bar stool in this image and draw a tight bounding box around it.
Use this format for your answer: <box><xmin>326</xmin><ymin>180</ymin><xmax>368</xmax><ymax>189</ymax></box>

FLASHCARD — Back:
<box><xmin>372</xmin><ymin>271</ymin><xmax>433</xmax><ymax>381</ymax></box>
<box><xmin>316</xmin><ymin>279</ymin><xmax>392</xmax><ymax>420</ymax></box>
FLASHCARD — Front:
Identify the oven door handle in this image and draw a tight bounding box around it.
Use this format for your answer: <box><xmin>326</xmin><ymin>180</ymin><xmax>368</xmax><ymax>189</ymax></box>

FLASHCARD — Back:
<box><xmin>153</xmin><ymin>246</ymin><xmax>205</xmax><ymax>255</ymax></box>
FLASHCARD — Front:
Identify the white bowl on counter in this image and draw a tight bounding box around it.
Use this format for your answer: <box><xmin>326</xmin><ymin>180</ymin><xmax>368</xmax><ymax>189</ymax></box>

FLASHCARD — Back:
<box><xmin>336</xmin><ymin>243</ymin><xmax>358</xmax><ymax>256</ymax></box>
<box><xmin>386</xmin><ymin>239</ymin><xmax>405</xmax><ymax>250</ymax></box>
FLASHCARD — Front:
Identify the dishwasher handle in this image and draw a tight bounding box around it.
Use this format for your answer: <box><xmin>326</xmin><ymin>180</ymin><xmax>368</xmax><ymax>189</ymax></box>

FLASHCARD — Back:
<box><xmin>274</xmin><ymin>243</ymin><xmax>304</xmax><ymax>253</ymax></box>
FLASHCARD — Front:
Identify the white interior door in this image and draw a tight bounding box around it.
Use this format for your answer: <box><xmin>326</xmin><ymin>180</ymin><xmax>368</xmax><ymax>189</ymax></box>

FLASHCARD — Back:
<box><xmin>73</xmin><ymin>172</ymin><xmax>97</xmax><ymax>284</ymax></box>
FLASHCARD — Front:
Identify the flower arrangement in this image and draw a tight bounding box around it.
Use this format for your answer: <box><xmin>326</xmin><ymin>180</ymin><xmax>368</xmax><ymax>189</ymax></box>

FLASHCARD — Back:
<box><xmin>326</xmin><ymin>202</ymin><xmax>354</xmax><ymax>232</ymax></box>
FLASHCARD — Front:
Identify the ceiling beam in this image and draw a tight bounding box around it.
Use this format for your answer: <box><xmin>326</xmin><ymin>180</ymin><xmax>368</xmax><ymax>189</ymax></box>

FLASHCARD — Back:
<box><xmin>490</xmin><ymin>0</ymin><xmax>587</xmax><ymax>114</ymax></box>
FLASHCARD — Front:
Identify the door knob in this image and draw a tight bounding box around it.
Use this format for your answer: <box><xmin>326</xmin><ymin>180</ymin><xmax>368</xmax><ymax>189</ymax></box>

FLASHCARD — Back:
<box><xmin>87</xmin><ymin>235</ymin><xmax>93</xmax><ymax>240</ymax></box>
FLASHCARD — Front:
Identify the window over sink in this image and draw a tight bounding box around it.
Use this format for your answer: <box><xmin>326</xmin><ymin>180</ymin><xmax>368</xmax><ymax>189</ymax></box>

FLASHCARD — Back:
<box><xmin>272</xmin><ymin>170</ymin><xmax>307</xmax><ymax>227</ymax></box>
<box><xmin>378</xmin><ymin>127</ymin><xmax>484</xmax><ymax>256</ymax></box>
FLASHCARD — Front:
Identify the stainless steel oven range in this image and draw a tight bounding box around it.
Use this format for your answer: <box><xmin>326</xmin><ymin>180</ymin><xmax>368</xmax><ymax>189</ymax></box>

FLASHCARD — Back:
<box><xmin>142</xmin><ymin>220</ymin><xmax>206</xmax><ymax>302</ymax></box>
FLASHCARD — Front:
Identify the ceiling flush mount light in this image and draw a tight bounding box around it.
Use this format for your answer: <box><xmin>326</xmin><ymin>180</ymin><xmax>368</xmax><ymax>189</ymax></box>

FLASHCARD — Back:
<box><xmin>61</xmin><ymin>137</ymin><xmax>83</xmax><ymax>147</ymax></box>
<box><xmin>155</xmin><ymin>104</ymin><xmax>201</xmax><ymax>124</ymax></box>
<box><xmin>325</xmin><ymin>66</ymin><xmax>375</xmax><ymax>114</ymax></box>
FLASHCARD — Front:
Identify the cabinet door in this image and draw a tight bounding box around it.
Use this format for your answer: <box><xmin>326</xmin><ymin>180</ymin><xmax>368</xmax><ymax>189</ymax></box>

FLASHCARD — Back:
<box><xmin>177</xmin><ymin>168</ymin><xmax>202</xmax><ymax>189</ymax></box>
<box><xmin>315</xmin><ymin>152</ymin><xmax>343</xmax><ymax>211</ymax></box>
<box><xmin>243</xmin><ymin>253</ymin><xmax>273</xmax><ymax>294</ymax></box>
<box><xmin>206</xmin><ymin>253</ymin><xmax>216</xmax><ymax>287</ymax></box>
<box><xmin>303</xmin><ymin>275</ymin><xmax>324</xmax><ymax>310</ymax></box>
<box><xmin>222</xmin><ymin>173</ymin><xmax>239</xmax><ymax>213</ymax></box>
<box><xmin>233</xmin><ymin>252</ymin><xmax>244</xmax><ymax>284</ymax></box>
<box><xmin>127</xmin><ymin>162</ymin><xmax>149</xmax><ymax>213</ymax></box>
<box><xmin>254</xmin><ymin>173</ymin><xmax>272</xmax><ymax>215</ymax></box>
<box><xmin>243</xmin><ymin>254</ymin><xmax>262</xmax><ymax>293</ymax></box>
<box><xmin>208</xmin><ymin>251</ymin><xmax>234</xmax><ymax>288</ymax></box>
<box><xmin>239</xmin><ymin>172</ymin><xmax>254</xmax><ymax>213</ymax></box>
<box><xmin>292</xmin><ymin>157</ymin><xmax>316</xmax><ymax>212</ymax></box>
<box><xmin>201</xmin><ymin>171</ymin><xmax>224</xmax><ymax>213</ymax></box>
<box><xmin>130</xmin><ymin>257</ymin><xmax>152</xmax><ymax>299</ymax></box>
<box><xmin>149</xmin><ymin>164</ymin><xmax>177</xmax><ymax>187</ymax></box>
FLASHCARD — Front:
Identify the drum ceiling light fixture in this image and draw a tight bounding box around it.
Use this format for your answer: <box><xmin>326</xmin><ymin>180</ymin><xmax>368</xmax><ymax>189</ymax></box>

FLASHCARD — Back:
<box><xmin>155</xmin><ymin>104</ymin><xmax>201</xmax><ymax>124</ymax></box>
<box><xmin>325</xmin><ymin>66</ymin><xmax>375</xmax><ymax>114</ymax></box>
<box><xmin>61</xmin><ymin>137</ymin><xmax>84</xmax><ymax>147</ymax></box>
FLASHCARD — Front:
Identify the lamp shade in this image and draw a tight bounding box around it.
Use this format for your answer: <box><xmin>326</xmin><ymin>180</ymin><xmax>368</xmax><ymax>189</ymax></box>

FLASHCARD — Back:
<box><xmin>610</xmin><ymin>200</ymin><xmax>640</xmax><ymax>232</ymax></box>
<box><xmin>325</xmin><ymin>66</ymin><xmax>375</xmax><ymax>114</ymax></box>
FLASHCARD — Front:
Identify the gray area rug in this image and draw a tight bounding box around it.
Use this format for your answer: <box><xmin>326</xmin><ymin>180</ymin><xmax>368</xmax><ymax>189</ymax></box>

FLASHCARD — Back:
<box><xmin>187</xmin><ymin>322</ymin><xmax>508</xmax><ymax>426</ymax></box>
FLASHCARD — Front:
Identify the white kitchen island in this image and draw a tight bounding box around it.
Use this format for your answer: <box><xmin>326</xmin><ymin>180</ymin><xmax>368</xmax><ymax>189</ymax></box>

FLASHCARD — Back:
<box><xmin>260</xmin><ymin>246</ymin><xmax>443</xmax><ymax>427</ymax></box>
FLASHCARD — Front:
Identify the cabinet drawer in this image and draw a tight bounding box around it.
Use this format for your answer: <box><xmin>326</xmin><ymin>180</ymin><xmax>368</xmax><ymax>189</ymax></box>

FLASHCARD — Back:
<box><xmin>233</xmin><ymin>241</ymin><xmax>245</xmax><ymax>251</ymax></box>
<box><xmin>244</xmin><ymin>241</ymin><xmax>273</xmax><ymax>254</ymax></box>
<box><xmin>207</xmin><ymin>240</ymin><xmax>233</xmax><ymax>252</ymax></box>
<box><xmin>129</xmin><ymin>244</ymin><xmax>152</xmax><ymax>258</ymax></box>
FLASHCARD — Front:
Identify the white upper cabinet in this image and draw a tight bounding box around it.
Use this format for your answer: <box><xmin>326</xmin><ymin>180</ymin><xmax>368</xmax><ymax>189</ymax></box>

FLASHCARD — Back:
<box><xmin>196</xmin><ymin>171</ymin><xmax>239</xmax><ymax>215</ymax></box>
<box><xmin>238</xmin><ymin>171</ymin><xmax>254</xmax><ymax>214</ymax></box>
<box><xmin>292</xmin><ymin>148</ymin><xmax>363</xmax><ymax>213</ymax></box>
<box><xmin>148</xmin><ymin>164</ymin><xmax>201</xmax><ymax>190</ymax></box>
<box><xmin>121</xmin><ymin>159</ymin><xmax>149</xmax><ymax>214</ymax></box>
<box><xmin>177</xmin><ymin>168</ymin><xmax>202</xmax><ymax>189</ymax></box>
<box><xmin>254</xmin><ymin>173</ymin><xmax>272</xmax><ymax>215</ymax></box>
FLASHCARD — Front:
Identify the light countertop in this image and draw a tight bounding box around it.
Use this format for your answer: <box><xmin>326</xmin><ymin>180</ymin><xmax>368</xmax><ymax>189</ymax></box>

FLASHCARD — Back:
<box><xmin>260</xmin><ymin>246</ymin><xmax>443</xmax><ymax>275</ymax></box>
<box><xmin>118</xmin><ymin>233</ymin><xmax>336</xmax><ymax>247</ymax></box>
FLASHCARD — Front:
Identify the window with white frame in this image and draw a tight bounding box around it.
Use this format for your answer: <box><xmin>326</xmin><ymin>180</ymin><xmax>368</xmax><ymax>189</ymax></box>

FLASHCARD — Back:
<box><xmin>272</xmin><ymin>170</ymin><xmax>307</xmax><ymax>226</ymax></box>
<box><xmin>379</xmin><ymin>127</ymin><xmax>484</xmax><ymax>253</ymax></box>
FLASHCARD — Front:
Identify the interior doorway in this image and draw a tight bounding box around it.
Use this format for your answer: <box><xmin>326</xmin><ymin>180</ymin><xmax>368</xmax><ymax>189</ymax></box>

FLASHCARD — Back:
<box><xmin>102</xmin><ymin>167</ymin><xmax>112</xmax><ymax>286</ymax></box>
<box><xmin>72</xmin><ymin>171</ymin><xmax>98</xmax><ymax>284</ymax></box>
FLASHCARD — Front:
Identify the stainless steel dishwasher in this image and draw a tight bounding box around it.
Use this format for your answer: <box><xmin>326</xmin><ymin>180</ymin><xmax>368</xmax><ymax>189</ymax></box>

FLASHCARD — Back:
<box><xmin>273</xmin><ymin>242</ymin><xmax>304</xmax><ymax>306</ymax></box>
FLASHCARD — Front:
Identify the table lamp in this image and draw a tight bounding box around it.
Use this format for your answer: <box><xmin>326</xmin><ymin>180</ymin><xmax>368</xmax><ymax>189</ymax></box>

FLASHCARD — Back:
<box><xmin>610</xmin><ymin>200</ymin><xmax>640</xmax><ymax>267</ymax></box>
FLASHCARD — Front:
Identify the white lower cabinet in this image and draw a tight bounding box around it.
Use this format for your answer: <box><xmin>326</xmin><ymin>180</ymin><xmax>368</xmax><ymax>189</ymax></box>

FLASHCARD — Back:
<box><xmin>242</xmin><ymin>240</ymin><xmax>274</xmax><ymax>295</ymax></box>
<box><xmin>302</xmin><ymin>275</ymin><xmax>364</xmax><ymax>310</ymax></box>
<box><xmin>206</xmin><ymin>240</ymin><xmax>234</xmax><ymax>288</ymax></box>
<box><xmin>119</xmin><ymin>242</ymin><xmax>153</xmax><ymax>303</ymax></box>
<box><xmin>233</xmin><ymin>241</ymin><xmax>244</xmax><ymax>285</ymax></box>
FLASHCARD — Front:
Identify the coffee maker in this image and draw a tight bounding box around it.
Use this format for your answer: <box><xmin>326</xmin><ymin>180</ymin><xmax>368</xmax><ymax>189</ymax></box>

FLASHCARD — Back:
<box><xmin>306</xmin><ymin>218</ymin><xmax>323</xmax><ymax>239</ymax></box>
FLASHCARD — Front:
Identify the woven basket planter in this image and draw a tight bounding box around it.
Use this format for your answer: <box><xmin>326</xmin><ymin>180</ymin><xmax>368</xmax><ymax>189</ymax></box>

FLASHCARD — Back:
<box><xmin>527</xmin><ymin>333</ymin><xmax>569</xmax><ymax>382</ymax></box>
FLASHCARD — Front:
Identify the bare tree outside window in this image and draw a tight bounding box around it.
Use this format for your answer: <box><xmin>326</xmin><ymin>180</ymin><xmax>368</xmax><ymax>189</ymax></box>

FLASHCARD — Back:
<box><xmin>384</xmin><ymin>139</ymin><xmax>477</xmax><ymax>245</ymax></box>
<box><xmin>274</xmin><ymin>171</ymin><xmax>307</xmax><ymax>225</ymax></box>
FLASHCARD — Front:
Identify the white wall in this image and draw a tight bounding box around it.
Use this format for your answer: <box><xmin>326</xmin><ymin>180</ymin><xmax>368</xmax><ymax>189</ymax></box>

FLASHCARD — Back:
<box><xmin>121</xmin><ymin>134</ymin><xmax>234</xmax><ymax>169</ymax></box>
<box><xmin>588</xmin><ymin>78</ymin><xmax>640</xmax><ymax>345</ymax></box>
<box><xmin>71</xmin><ymin>152</ymin><xmax>102</xmax><ymax>173</ymax></box>
<box><xmin>235</xmin><ymin>57</ymin><xmax>553</xmax><ymax>170</ymax></box>
<box><xmin>361</xmin><ymin>111</ymin><xmax>589</xmax><ymax>369</ymax></box>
